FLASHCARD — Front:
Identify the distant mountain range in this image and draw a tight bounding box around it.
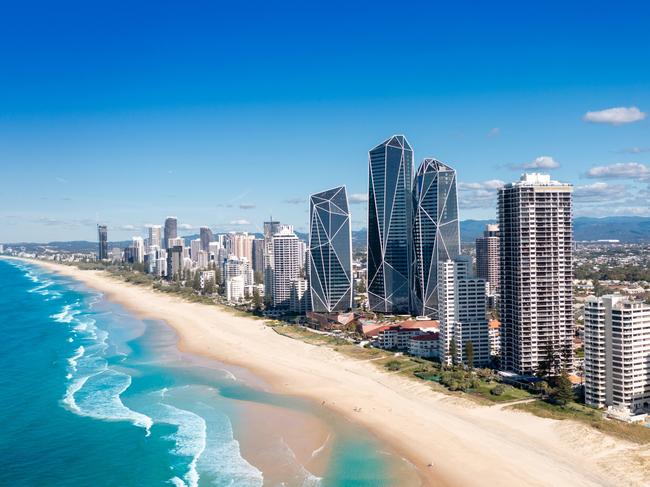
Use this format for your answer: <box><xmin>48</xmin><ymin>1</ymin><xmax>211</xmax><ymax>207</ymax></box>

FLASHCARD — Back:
<box><xmin>3</xmin><ymin>217</ymin><xmax>649</xmax><ymax>254</ymax></box>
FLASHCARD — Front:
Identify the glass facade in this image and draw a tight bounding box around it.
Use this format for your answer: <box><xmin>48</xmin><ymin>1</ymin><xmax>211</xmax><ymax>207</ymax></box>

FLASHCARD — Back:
<box><xmin>309</xmin><ymin>186</ymin><xmax>353</xmax><ymax>312</ymax></box>
<box><xmin>412</xmin><ymin>158</ymin><xmax>460</xmax><ymax>317</ymax></box>
<box><xmin>367</xmin><ymin>135</ymin><xmax>413</xmax><ymax>313</ymax></box>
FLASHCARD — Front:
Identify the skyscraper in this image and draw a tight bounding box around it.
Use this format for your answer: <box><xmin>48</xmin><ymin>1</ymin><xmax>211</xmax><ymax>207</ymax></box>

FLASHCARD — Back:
<box><xmin>309</xmin><ymin>186</ymin><xmax>353</xmax><ymax>313</ymax></box>
<box><xmin>164</xmin><ymin>217</ymin><xmax>177</xmax><ymax>249</ymax></box>
<box><xmin>200</xmin><ymin>226</ymin><xmax>213</xmax><ymax>251</ymax></box>
<box><xmin>475</xmin><ymin>224</ymin><xmax>500</xmax><ymax>293</ymax></box>
<box><xmin>97</xmin><ymin>224</ymin><xmax>108</xmax><ymax>260</ymax></box>
<box><xmin>498</xmin><ymin>173</ymin><xmax>573</xmax><ymax>375</ymax></box>
<box><xmin>412</xmin><ymin>158</ymin><xmax>460</xmax><ymax>317</ymax></box>
<box><xmin>263</xmin><ymin>219</ymin><xmax>281</xmax><ymax>304</ymax></box>
<box><xmin>148</xmin><ymin>225</ymin><xmax>162</xmax><ymax>250</ymax></box>
<box><xmin>252</xmin><ymin>238</ymin><xmax>265</xmax><ymax>274</ymax></box>
<box><xmin>272</xmin><ymin>225</ymin><xmax>300</xmax><ymax>309</ymax></box>
<box><xmin>367</xmin><ymin>135</ymin><xmax>413</xmax><ymax>314</ymax></box>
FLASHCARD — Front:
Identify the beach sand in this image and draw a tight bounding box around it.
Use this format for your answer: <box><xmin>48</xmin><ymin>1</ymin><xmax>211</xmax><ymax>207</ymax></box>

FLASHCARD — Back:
<box><xmin>22</xmin><ymin>259</ymin><xmax>650</xmax><ymax>487</ymax></box>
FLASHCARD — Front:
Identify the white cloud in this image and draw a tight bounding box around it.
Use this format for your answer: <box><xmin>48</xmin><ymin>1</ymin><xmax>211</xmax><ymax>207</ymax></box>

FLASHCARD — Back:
<box><xmin>586</xmin><ymin>162</ymin><xmax>650</xmax><ymax>180</ymax></box>
<box><xmin>119</xmin><ymin>224</ymin><xmax>136</xmax><ymax>231</ymax></box>
<box><xmin>178</xmin><ymin>223</ymin><xmax>194</xmax><ymax>230</ymax></box>
<box><xmin>616</xmin><ymin>147</ymin><xmax>650</xmax><ymax>154</ymax></box>
<box><xmin>583</xmin><ymin>106</ymin><xmax>646</xmax><ymax>125</ymax></box>
<box><xmin>487</xmin><ymin>127</ymin><xmax>500</xmax><ymax>138</ymax></box>
<box><xmin>349</xmin><ymin>193</ymin><xmax>369</xmax><ymax>204</ymax></box>
<box><xmin>55</xmin><ymin>177</ymin><xmax>68</xmax><ymax>184</ymax></box>
<box><xmin>230</xmin><ymin>219</ymin><xmax>250</xmax><ymax>226</ymax></box>
<box><xmin>458</xmin><ymin>180</ymin><xmax>505</xmax><ymax>209</ymax></box>
<box><xmin>573</xmin><ymin>182</ymin><xmax>627</xmax><ymax>202</ymax></box>
<box><xmin>510</xmin><ymin>156</ymin><xmax>559</xmax><ymax>170</ymax></box>
<box><xmin>239</xmin><ymin>203</ymin><xmax>256</xmax><ymax>210</ymax></box>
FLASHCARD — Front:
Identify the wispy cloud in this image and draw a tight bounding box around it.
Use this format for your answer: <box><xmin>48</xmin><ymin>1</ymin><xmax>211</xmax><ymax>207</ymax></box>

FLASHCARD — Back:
<box><xmin>583</xmin><ymin>106</ymin><xmax>646</xmax><ymax>125</ymax></box>
<box><xmin>119</xmin><ymin>224</ymin><xmax>137</xmax><ymax>231</ymax></box>
<box><xmin>615</xmin><ymin>147</ymin><xmax>650</xmax><ymax>154</ymax></box>
<box><xmin>509</xmin><ymin>156</ymin><xmax>559</xmax><ymax>170</ymax></box>
<box><xmin>349</xmin><ymin>193</ymin><xmax>368</xmax><ymax>204</ymax></box>
<box><xmin>458</xmin><ymin>180</ymin><xmax>505</xmax><ymax>209</ymax></box>
<box><xmin>239</xmin><ymin>203</ymin><xmax>256</xmax><ymax>210</ymax></box>
<box><xmin>586</xmin><ymin>162</ymin><xmax>650</xmax><ymax>180</ymax></box>
<box><xmin>55</xmin><ymin>177</ymin><xmax>68</xmax><ymax>184</ymax></box>
<box><xmin>178</xmin><ymin>223</ymin><xmax>194</xmax><ymax>230</ymax></box>
<box><xmin>283</xmin><ymin>197</ymin><xmax>306</xmax><ymax>205</ymax></box>
<box><xmin>573</xmin><ymin>182</ymin><xmax>627</xmax><ymax>202</ymax></box>
<box><xmin>230</xmin><ymin>219</ymin><xmax>250</xmax><ymax>226</ymax></box>
<box><xmin>487</xmin><ymin>127</ymin><xmax>500</xmax><ymax>138</ymax></box>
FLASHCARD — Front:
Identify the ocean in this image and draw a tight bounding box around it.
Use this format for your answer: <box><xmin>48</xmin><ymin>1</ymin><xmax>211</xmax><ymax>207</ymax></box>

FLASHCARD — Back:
<box><xmin>0</xmin><ymin>259</ymin><xmax>419</xmax><ymax>486</ymax></box>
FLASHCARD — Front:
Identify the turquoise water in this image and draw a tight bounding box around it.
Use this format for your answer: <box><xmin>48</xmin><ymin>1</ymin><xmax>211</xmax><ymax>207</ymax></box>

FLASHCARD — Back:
<box><xmin>0</xmin><ymin>260</ymin><xmax>414</xmax><ymax>486</ymax></box>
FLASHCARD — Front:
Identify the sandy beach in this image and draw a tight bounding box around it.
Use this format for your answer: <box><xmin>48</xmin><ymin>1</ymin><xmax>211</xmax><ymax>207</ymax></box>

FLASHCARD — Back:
<box><xmin>22</xmin><ymin>259</ymin><xmax>650</xmax><ymax>487</ymax></box>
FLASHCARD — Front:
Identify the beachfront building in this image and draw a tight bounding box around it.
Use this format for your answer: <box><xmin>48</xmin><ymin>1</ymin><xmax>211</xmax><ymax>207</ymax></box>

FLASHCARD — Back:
<box><xmin>308</xmin><ymin>186</ymin><xmax>353</xmax><ymax>313</ymax></box>
<box><xmin>272</xmin><ymin>225</ymin><xmax>301</xmax><ymax>309</ymax></box>
<box><xmin>289</xmin><ymin>277</ymin><xmax>310</xmax><ymax>314</ymax></box>
<box><xmin>367</xmin><ymin>135</ymin><xmax>413</xmax><ymax>314</ymax></box>
<box><xmin>498</xmin><ymin>173</ymin><xmax>573</xmax><ymax>375</ymax></box>
<box><xmin>223</xmin><ymin>256</ymin><xmax>253</xmax><ymax>286</ymax></box>
<box><xmin>97</xmin><ymin>224</ymin><xmax>108</xmax><ymax>260</ymax></box>
<box><xmin>199</xmin><ymin>270</ymin><xmax>216</xmax><ymax>289</ymax></box>
<box><xmin>409</xmin><ymin>332</ymin><xmax>440</xmax><ymax>359</ymax></box>
<box><xmin>200</xmin><ymin>227</ymin><xmax>213</xmax><ymax>252</ymax></box>
<box><xmin>412</xmin><ymin>158</ymin><xmax>460</xmax><ymax>317</ymax></box>
<box><xmin>438</xmin><ymin>256</ymin><xmax>490</xmax><ymax>367</ymax></box>
<box><xmin>148</xmin><ymin>225</ymin><xmax>162</xmax><ymax>250</ymax></box>
<box><xmin>489</xmin><ymin>320</ymin><xmax>501</xmax><ymax>357</ymax></box>
<box><xmin>252</xmin><ymin>238</ymin><xmax>264</xmax><ymax>274</ymax></box>
<box><xmin>226</xmin><ymin>275</ymin><xmax>246</xmax><ymax>303</ymax></box>
<box><xmin>167</xmin><ymin>245</ymin><xmax>184</xmax><ymax>280</ymax></box>
<box><xmin>164</xmin><ymin>216</ymin><xmax>177</xmax><ymax>249</ymax></box>
<box><xmin>377</xmin><ymin>325</ymin><xmax>424</xmax><ymax>350</ymax></box>
<box><xmin>475</xmin><ymin>224</ymin><xmax>500</xmax><ymax>294</ymax></box>
<box><xmin>263</xmin><ymin>219</ymin><xmax>281</xmax><ymax>305</ymax></box>
<box><xmin>584</xmin><ymin>295</ymin><xmax>650</xmax><ymax>416</ymax></box>
<box><xmin>131</xmin><ymin>237</ymin><xmax>145</xmax><ymax>264</ymax></box>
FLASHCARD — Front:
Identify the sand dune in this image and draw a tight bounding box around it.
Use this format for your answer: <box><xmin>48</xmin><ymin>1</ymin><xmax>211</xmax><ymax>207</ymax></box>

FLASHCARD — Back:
<box><xmin>28</xmin><ymin>260</ymin><xmax>650</xmax><ymax>486</ymax></box>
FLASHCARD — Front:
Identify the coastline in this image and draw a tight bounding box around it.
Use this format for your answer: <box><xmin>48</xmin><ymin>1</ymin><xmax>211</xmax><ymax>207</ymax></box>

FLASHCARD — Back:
<box><xmin>13</xmin><ymin>258</ymin><xmax>650</xmax><ymax>487</ymax></box>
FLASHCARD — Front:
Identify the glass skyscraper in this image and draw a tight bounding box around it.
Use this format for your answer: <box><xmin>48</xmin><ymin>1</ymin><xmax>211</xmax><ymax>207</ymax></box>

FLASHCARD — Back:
<box><xmin>411</xmin><ymin>158</ymin><xmax>460</xmax><ymax>317</ymax></box>
<box><xmin>164</xmin><ymin>216</ymin><xmax>177</xmax><ymax>250</ymax></box>
<box><xmin>309</xmin><ymin>186</ymin><xmax>353</xmax><ymax>313</ymax></box>
<box><xmin>367</xmin><ymin>135</ymin><xmax>413</xmax><ymax>314</ymax></box>
<box><xmin>97</xmin><ymin>224</ymin><xmax>108</xmax><ymax>260</ymax></box>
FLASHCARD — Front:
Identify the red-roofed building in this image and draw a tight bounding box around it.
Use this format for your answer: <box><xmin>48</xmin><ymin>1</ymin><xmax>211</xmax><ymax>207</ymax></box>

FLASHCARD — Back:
<box><xmin>377</xmin><ymin>325</ymin><xmax>424</xmax><ymax>350</ymax></box>
<box><xmin>489</xmin><ymin>320</ymin><xmax>500</xmax><ymax>356</ymax></box>
<box><xmin>409</xmin><ymin>332</ymin><xmax>440</xmax><ymax>359</ymax></box>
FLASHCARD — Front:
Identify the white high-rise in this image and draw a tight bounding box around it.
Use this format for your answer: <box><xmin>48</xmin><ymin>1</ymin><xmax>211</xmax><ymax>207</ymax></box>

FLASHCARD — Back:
<box><xmin>438</xmin><ymin>256</ymin><xmax>490</xmax><ymax>367</ymax></box>
<box><xmin>498</xmin><ymin>173</ymin><xmax>573</xmax><ymax>375</ymax></box>
<box><xmin>190</xmin><ymin>239</ymin><xmax>202</xmax><ymax>262</ymax></box>
<box><xmin>132</xmin><ymin>237</ymin><xmax>145</xmax><ymax>264</ymax></box>
<box><xmin>148</xmin><ymin>225</ymin><xmax>162</xmax><ymax>250</ymax></box>
<box><xmin>475</xmin><ymin>224</ymin><xmax>499</xmax><ymax>294</ymax></box>
<box><xmin>272</xmin><ymin>225</ymin><xmax>301</xmax><ymax>309</ymax></box>
<box><xmin>584</xmin><ymin>295</ymin><xmax>650</xmax><ymax>415</ymax></box>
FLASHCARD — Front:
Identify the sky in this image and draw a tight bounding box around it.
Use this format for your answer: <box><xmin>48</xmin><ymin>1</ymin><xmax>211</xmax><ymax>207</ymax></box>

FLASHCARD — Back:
<box><xmin>1</xmin><ymin>0</ymin><xmax>649</xmax><ymax>243</ymax></box>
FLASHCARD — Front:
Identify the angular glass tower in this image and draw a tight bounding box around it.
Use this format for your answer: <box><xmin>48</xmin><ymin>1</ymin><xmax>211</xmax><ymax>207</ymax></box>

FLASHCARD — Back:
<box><xmin>367</xmin><ymin>135</ymin><xmax>413</xmax><ymax>314</ymax></box>
<box><xmin>412</xmin><ymin>158</ymin><xmax>460</xmax><ymax>317</ymax></box>
<box><xmin>309</xmin><ymin>186</ymin><xmax>353</xmax><ymax>312</ymax></box>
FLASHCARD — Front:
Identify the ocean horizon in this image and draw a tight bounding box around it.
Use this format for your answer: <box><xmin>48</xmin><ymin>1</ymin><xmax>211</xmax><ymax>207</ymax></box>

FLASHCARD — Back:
<box><xmin>0</xmin><ymin>259</ymin><xmax>419</xmax><ymax>486</ymax></box>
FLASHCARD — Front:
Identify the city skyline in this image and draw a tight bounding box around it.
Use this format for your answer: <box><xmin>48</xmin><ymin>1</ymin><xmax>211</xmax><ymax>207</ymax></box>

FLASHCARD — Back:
<box><xmin>1</xmin><ymin>2</ymin><xmax>649</xmax><ymax>242</ymax></box>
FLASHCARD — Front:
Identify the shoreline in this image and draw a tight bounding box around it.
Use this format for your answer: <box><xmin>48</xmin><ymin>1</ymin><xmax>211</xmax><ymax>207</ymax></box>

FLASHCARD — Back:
<box><xmin>12</xmin><ymin>257</ymin><xmax>650</xmax><ymax>487</ymax></box>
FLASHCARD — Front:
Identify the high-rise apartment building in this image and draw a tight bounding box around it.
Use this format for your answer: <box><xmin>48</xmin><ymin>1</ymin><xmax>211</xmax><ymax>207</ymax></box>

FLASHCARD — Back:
<box><xmin>272</xmin><ymin>225</ymin><xmax>301</xmax><ymax>309</ymax></box>
<box><xmin>584</xmin><ymin>295</ymin><xmax>650</xmax><ymax>415</ymax></box>
<box><xmin>97</xmin><ymin>224</ymin><xmax>108</xmax><ymax>260</ymax></box>
<box><xmin>167</xmin><ymin>245</ymin><xmax>184</xmax><ymax>280</ymax></box>
<box><xmin>367</xmin><ymin>135</ymin><xmax>413</xmax><ymax>314</ymax></box>
<box><xmin>289</xmin><ymin>277</ymin><xmax>310</xmax><ymax>314</ymax></box>
<box><xmin>309</xmin><ymin>186</ymin><xmax>353</xmax><ymax>313</ymax></box>
<box><xmin>498</xmin><ymin>173</ymin><xmax>573</xmax><ymax>375</ymax></box>
<box><xmin>412</xmin><ymin>158</ymin><xmax>460</xmax><ymax>317</ymax></box>
<box><xmin>131</xmin><ymin>237</ymin><xmax>145</xmax><ymax>264</ymax></box>
<box><xmin>252</xmin><ymin>238</ymin><xmax>265</xmax><ymax>274</ymax></box>
<box><xmin>164</xmin><ymin>217</ymin><xmax>178</xmax><ymax>249</ymax></box>
<box><xmin>475</xmin><ymin>224</ymin><xmax>500</xmax><ymax>294</ymax></box>
<box><xmin>263</xmin><ymin>220</ymin><xmax>281</xmax><ymax>304</ymax></box>
<box><xmin>148</xmin><ymin>225</ymin><xmax>162</xmax><ymax>250</ymax></box>
<box><xmin>190</xmin><ymin>238</ymin><xmax>202</xmax><ymax>262</ymax></box>
<box><xmin>200</xmin><ymin>227</ymin><xmax>213</xmax><ymax>252</ymax></box>
<box><xmin>437</xmin><ymin>256</ymin><xmax>490</xmax><ymax>367</ymax></box>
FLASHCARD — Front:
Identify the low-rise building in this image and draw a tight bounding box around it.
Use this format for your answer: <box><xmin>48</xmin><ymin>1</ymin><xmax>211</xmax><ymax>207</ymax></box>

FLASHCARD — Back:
<box><xmin>226</xmin><ymin>275</ymin><xmax>246</xmax><ymax>303</ymax></box>
<box><xmin>377</xmin><ymin>325</ymin><xmax>424</xmax><ymax>350</ymax></box>
<box><xmin>409</xmin><ymin>332</ymin><xmax>440</xmax><ymax>359</ymax></box>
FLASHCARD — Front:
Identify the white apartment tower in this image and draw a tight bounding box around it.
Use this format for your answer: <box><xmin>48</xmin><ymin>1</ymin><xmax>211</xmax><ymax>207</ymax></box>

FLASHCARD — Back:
<box><xmin>148</xmin><ymin>225</ymin><xmax>162</xmax><ymax>250</ymax></box>
<box><xmin>272</xmin><ymin>225</ymin><xmax>301</xmax><ymax>309</ymax></box>
<box><xmin>475</xmin><ymin>224</ymin><xmax>499</xmax><ymax>294</ymax></box>
<box><xmin>438</xmin><ymin>256</ymin><xmax>490</xmax><ymax>367</ymax></box>
<box><xmin>584</xmin><ymin>295</ymin><xmax>650</xmax><ymax>415</ymax></box>
<box><xmin>498</xmin><ymin>173</ymin><xmax>573</xmax><ymax>375</ymax></box>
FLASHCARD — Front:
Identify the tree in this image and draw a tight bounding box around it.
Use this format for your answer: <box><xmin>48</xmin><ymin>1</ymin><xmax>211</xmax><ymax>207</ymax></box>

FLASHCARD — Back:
<box><xmin>537</xmin><ymin>343</ymin><xmax>559</xmax><ymax>378</ymax></box>
<box><xmin>204</xmin><ymin>279</ymin><xmax>215</xmax><ymax>295</ymax></box>
<box><xmin>192</xmin><ymin>272</ymin><xmax>201</xmax><ymax>291</ymax></box>
<box><xmin>550</xmin><ymin>369</ymin><xmax>574</xmax><ymax>406</ymax></box>
<box><xmin>464</xmin><ymin>341</ymin><xmax>474</xmax><ymax>369</ymax></box>
<box><xmin>449</xmin><ymin>338</ymin><xmax>458</xmax><ymax>366</ymax></box>
<box><xmin>252</xmin><ymin>287</ymin><xmax>262</xmax><ymax>311</ymax></box>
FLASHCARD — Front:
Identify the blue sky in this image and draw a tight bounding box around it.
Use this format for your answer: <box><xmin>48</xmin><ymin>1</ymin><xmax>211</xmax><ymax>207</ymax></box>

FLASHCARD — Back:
<box><xmin>1</xmin><ymin>0</ymin><xmax>649</xmax><ymax>242</ymax></box>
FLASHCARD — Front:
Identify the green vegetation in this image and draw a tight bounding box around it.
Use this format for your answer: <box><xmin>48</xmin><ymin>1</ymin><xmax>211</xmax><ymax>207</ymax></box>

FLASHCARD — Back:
<box><xmin>576</xmin><ymin>264</ymin><xmax>650</xmax><ymax>283</ymax></box>
<box><xmin>510</xmin><ymin>400</ymin><xmax>650</xmax><ymax>444</ymax></box>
